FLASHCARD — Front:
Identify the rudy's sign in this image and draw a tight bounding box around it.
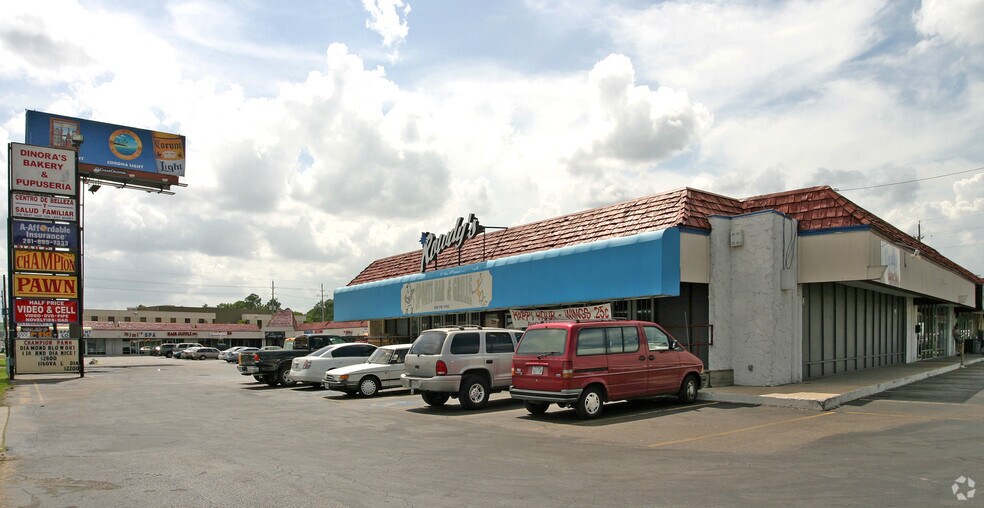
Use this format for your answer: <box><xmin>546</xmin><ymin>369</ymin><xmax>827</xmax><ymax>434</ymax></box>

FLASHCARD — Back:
<box><xmin>10</xmin><ymin>143</ymin><xmax>77</xmax><ymax>196</ymax></box>
<box><xmin>420</xmin><ymin>213</ymin><xmax>483</xmax><ymax>272</ymax></box>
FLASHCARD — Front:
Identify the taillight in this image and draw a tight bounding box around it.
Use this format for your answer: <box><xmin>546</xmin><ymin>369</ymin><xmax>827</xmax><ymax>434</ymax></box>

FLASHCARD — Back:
<box><xmin>302</xmin><ymin>359</ymin><xmax>312</xmax><ymax>369</ymax></box>
<box><xmin>253</xmin><ymin>353</ymin><xmax>260</xmax><ymax>362</ymax></box>
<box><xmin>436</xmin><ymin>360</ymin><xmax>448</xmax><ymax>376</ymax></box>
<box><xmin>561</xmin><ymin>361</ymin><xmax>573</xmax><ymax>379</ymax></box>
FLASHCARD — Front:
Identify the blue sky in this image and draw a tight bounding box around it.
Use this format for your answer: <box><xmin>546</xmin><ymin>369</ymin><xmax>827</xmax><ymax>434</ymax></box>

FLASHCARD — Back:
<box><xmin>1</xmin><ymin>0</ymin><xmax>982</xmax><ymax>313</ymax></box>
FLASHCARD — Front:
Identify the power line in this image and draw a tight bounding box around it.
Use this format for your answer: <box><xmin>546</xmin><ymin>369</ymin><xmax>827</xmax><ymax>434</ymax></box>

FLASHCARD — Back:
<box><xmin>836</xmin><ymin>165</ymin><xmax>984</xmax><ymax>192</ymax></box>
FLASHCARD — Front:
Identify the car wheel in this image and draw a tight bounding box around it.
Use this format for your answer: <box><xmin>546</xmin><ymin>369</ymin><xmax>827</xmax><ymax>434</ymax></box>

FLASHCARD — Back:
<box><xmin>524</xmin><ymin>401</ymin><xmax>549</xmax><ymax>415</ymax></box>
<box><xmin>165</xmin><ymin>352</ymin><xmax>173</xmax><ymax>358</ymax></box>
<box><xmin>263</xmin><ymin>375</ymin><xmax>279</xmax><ymax>387</ymax></box>
<box><xmin>678</xmin><ymin>374</ymin><xmax>699</xmax><ymax>404</ymax></box>
<box><xmin>421</xmin><ymin>391</ymin><xmax>449</xmax><ymax>407</ymax></box>
<box><xmin>358</xmin><ymin>376</ymin><xmax>381</xmax><ymax>397</ymax></box>
<box><xmin>198</xmin><ymin>355</ymin><xmax>206</xmax><ymax>360</ymax></box>
<box><xmin>458</xmin><ymin>375</ymin><xmax>490</xmax><ymax>410</ymax></box>
<box><xmin>575</xmin><ymin>386</ymin><xmax>604</xmax><ymax>419</ymax></box>
<box><xmin>278</xmin><ymin>367</ymin><xmax>297</xmax><ymax>387</ymax></box>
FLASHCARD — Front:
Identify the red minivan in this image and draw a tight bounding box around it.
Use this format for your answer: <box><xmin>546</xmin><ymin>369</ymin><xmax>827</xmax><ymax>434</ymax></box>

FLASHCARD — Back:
<box><xmin>510</xmin><ymin>320</ymin><xmax>703</xmax><ymax>418</ymax></box>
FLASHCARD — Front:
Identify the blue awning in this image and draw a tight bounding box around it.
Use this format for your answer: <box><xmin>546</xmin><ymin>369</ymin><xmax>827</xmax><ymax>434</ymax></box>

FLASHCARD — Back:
<box><xmin>334</xmin><ymin>227</ymin><xmax>681</xmax><ymax>321</ymax></box>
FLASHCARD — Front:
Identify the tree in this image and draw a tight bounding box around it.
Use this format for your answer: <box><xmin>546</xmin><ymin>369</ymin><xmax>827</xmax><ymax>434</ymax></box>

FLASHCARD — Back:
<box><xmin>306</xmin><ymin>299</ymin><xmax>334</xmax><ymax>323</ymax></box>
<box><xmin>216</xmin><ymin>293</ymin><xmax>265</xmax><ymax>309</ymax></box>
<box><xmin>265</xmin><ymin>297</ymin><xmax>282</xmax><ymax>312</ymax></box>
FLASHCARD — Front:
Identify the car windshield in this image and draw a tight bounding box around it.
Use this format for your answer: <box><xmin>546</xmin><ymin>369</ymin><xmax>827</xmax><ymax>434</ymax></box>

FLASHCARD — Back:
<box><xmin>516</xmin><ymin>328</ymin><xmax>568</xmax><ymax>356</ymax></box>
<box><xmin>409</xmin><ymin>331</ymin><xmax>447</xmax><ymax>355</ymax></box>
<box><xmin>367</xmin><ymin>348</ymin><xmax>395</xmax><ymax>364</ymax></box>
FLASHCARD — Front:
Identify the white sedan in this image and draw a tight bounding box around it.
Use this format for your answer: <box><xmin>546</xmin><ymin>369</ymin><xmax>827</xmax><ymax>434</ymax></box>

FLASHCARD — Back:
<box><xmin>324</xmin><ymin>344</ymin><xmax>411</xmax><ymax>396</ymax></box>
<box><xmin>289</xmin><ymin>343</ymin><xmax>377</xmax><ymax>386</ymax></box>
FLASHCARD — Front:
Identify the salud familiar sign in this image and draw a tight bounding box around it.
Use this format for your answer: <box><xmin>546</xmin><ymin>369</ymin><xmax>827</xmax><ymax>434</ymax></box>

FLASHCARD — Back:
<box><xmin>12</xmin><ymin>192</ymin><xmax>77</xmax><ymax>221</ymax></box>
<box><xmin>10</xmin><ymin>142</ymin><xmax>77</xmax><ymax>196</ymax></box>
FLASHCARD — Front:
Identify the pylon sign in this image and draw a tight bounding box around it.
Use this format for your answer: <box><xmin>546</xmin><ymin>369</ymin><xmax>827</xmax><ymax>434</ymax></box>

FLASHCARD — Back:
<box><xmin>6</xmin><ymin>141</ymin><xmax>84</xmax><ymax>378</ymax></box>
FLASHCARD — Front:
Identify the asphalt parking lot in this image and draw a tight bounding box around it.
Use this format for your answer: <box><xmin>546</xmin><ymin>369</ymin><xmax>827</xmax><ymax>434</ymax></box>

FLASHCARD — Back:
<box><xmin>2</xmin><ymin>357</ymin><xmax>982</xmax><ymax>507</ymax></box>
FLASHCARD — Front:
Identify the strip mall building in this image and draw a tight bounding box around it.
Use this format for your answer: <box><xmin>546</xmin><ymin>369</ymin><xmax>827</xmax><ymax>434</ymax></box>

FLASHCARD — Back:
<box><xmin>335</xmin><ymin>186</ymin><xmax>983</xmax><ymax>387</ymax></box>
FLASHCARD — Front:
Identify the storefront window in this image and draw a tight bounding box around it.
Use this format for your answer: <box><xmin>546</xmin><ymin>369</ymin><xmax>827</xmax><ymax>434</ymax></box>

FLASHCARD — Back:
<box><xmin>612</xmin><ymin>301</ymin><xmax>629</xmax><ymax>320</ymax></box>
<box><xmin>916</xmin><ymin>304</ymin><xmax>948</xmax><ymax>360</ymax></box>
<box><xmin>86</xmin><ymin>338</ymin><xmax>106</xmax><ymax>355</ymax></box>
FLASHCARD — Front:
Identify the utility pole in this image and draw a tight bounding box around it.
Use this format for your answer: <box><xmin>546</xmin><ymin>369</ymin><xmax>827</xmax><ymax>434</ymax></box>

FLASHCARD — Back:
<box><xmin>320</xmin><ymin>284</ymin><xmax>325</xmax><ymax>322</ymax></box>
<box><xmin>917</xmin><ymin>221</ymin><xmax>923</xmax><ymax>242</ymax></box>
<box><xmin>271</xmin><ymin>281</ymin><xmax>275</xmax><ymax>303</ymax></box>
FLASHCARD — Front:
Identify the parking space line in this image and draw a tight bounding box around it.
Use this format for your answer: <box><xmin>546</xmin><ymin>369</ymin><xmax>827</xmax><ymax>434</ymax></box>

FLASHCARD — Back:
<box><xmin>599</xmin><ymin>401</ymin><xmax>720</xmax><ymax>423</ymax></box>
<box><xmin>34</xmin><ymin>383</ymin><xmax>45</xmax><ymax>405</ymax></box>
<box><xmin>834</xmin><ymin>409</ymin><xmax>984</xmax><ymax>422</ymax></box>
<box><xmin>647</xmin><ymin>411</ymin><xmax>835</xmax><ymax>448</ymax></box>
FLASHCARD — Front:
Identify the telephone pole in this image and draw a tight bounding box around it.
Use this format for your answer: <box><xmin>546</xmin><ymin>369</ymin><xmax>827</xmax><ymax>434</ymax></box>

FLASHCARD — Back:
<box><xmin>320</xmin><ymin>284</ymin><xmax>326</xmax><ymax>322</ymax></box>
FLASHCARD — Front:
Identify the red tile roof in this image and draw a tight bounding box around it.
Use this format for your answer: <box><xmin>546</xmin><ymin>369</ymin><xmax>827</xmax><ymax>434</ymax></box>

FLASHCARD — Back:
<box><xmin>347</xmin><ymin>185</ymin><xmax>980</xmax><ymax>286</ymax></box>
<box><xmin>267</xmin><ymin>309</ymin><xmax>299</xmax><ymax>328</ymax></box>
<box><xmin>348</xmin><ymin>188</ymin><xmax>743</xmax><ymax>285</ymax></box>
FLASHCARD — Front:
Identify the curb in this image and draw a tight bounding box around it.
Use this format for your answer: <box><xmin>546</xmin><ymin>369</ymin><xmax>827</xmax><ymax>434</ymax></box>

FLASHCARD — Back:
<box><xmin>698</xmin><ymin>357</ymin><xmax>983</xmax><ymax>411</ymax></box>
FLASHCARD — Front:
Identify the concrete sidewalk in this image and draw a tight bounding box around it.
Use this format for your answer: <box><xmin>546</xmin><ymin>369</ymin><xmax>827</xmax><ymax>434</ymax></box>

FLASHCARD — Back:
<box><xmin>699</xmin><ymin>355</ymin><xmax>984</xmax><ymax>410</ymax></box>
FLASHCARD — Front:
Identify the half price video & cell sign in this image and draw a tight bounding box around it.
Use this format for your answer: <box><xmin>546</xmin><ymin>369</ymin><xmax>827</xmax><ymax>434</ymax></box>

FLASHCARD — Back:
<box><xmin>14</xmin><ymin>299</ymin><xmax>79</xmax><ymax>324</ymax></box>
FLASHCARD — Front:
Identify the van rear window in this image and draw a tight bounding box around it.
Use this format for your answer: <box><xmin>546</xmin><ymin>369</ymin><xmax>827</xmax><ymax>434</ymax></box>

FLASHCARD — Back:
<box><xmin>409</xmin><ymin>331</ymin><xmax>448</xmax><ymax>355</ymax></box>
<box><xmin>516</xmin><ymin>328</ymin><xmax>567</xmax><ymax>356</ymax></box>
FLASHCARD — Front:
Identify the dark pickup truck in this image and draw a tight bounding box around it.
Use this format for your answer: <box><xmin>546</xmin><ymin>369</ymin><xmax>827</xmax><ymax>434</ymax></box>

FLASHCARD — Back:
<box><xmin>238</xmin><ymin>334</ymin><xmax>349</xmax><ymax>386</ymax></box>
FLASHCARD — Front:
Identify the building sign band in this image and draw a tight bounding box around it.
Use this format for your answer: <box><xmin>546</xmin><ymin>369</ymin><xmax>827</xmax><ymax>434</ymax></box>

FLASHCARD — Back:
<box><xmin>401</xmin><ymin>270</ymin><xmax>492</xmax><ymax>314</ymax></box>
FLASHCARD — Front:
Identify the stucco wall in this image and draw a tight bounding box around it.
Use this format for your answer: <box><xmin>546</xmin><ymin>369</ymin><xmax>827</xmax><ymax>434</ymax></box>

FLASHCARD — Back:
<box><xmin>709</xmin><ymin>212</ymin><xmax>802</xmax><ymax>386</ymax></box>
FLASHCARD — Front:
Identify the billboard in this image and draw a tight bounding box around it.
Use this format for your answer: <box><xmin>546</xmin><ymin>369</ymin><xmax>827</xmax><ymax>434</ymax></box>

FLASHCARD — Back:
<box><xmin>25</xmin><ymin>110</ymin><xmax>185</xmax><ymax>190</ymax></box>
<box><xmin>9</xmin><ymin>142</ymin><xmax>77</xmax><ymax>195</ymax></box>
<box><xmin>11</xmin><ymin>219</ymin><xmax>79</xmax><ymax>250</ymax></box>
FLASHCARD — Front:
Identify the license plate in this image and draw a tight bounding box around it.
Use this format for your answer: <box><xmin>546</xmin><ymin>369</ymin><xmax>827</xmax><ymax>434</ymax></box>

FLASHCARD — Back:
<box><xmin>410</xmin><ymin>380</ymin><xmax>421</xmax><ymax>388</ymax></box>
<box><xmin>531</xmin><ymin>365</ymin><xmax>544</xmax><ymax>375</ymax></box>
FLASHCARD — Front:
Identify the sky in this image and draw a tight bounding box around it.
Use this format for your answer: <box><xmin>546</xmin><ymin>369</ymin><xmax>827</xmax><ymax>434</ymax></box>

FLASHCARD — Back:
<box><xmin>1</xmin><ymin>0</ymin><xmax>982</xmax><ymax>315</ymax></box>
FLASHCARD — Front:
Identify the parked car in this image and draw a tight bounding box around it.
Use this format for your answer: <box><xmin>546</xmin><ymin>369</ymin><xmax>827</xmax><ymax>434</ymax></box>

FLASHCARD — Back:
<box><xmin>172</xmin><ymin>343</ymin><xmax>204</xmax><ymax>359</ymax></box>
<box><xmin>289</xmin><ymin>343</ymin><xmax>378</xmax><ymax>387</ymax></box>
<box><xmin>324</xmin><ymin>344</ymin><xmax>411</xmax><ymax>396</ymax></box>
<box><xmin>139</xmin><ymin>346</ymin><xmax>154</xmax><ymax>355</ymax></box>
<box><xmin>218</xmin><ymin>346</ymin><xmax>246</xmax><ymax>361</ymax></box>
<box><xmin>401</xmin><ymin>326</ymin><xmax>523</xmax><ymax>409</ymax></box>
<box><xmin>509</xmin><ymin>320</ymin><xmax>704</xmax><ymax>419</ymax></box>
<box><xmin>189</xmin><ymin>347</ymin><xmax>220</xmax><ymax>360</ymax></box>
<box><xmin>159</xmin><ymin>343</ymin><xmax>180</xmax><ymax>358</ymax></box>
<box><xmin>238</xmin><ymin>335</ymin><xmax>346</xmax><ymax>386</ymax></box>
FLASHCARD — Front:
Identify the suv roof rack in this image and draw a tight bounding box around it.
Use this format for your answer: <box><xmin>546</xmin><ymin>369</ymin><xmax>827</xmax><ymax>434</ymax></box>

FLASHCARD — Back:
<box><xmin>454</xmin><ymin>325</ymin><xmax>483</xmax><ymax>330</ymax></box>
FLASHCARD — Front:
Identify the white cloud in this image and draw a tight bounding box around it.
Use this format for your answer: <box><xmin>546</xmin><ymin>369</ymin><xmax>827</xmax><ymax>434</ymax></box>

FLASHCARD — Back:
<box><xmin>915</xmin><ymin>0</ymin><xmax>984</xmax><ymax>46</ymax></box>
<box><xmin>362</xmin><ymin>0</ymin><xmax>411</xmax><ymax>58</ymax></box>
